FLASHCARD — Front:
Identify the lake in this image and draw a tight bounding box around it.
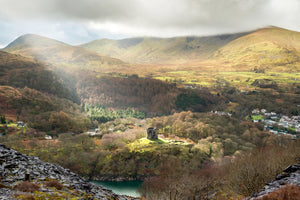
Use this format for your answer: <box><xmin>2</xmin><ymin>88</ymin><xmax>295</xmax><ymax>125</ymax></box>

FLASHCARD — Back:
<box><xmin>91</xmin><ymin>180</ymin><xmax>143</xmax><ymax>197</ymax></box>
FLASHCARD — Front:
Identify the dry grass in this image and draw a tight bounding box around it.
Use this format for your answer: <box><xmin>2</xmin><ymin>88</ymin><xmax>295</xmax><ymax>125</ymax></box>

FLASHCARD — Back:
<box><xmin>13</xmin><ymin>181</ymin><xmax>40</xmax><ymax>193</ymax></box>
<box><xmin>44</xmin><ymin>180</ymin><xmax>64</xmax><ymax>190</ymax></box>
<box><xmin>17</xmin><ymin>194</ymin><xmax>35</xmax><ymax>200</ymax></box>
<box><xmin>259</xmin><ymin>185</ymin><xmax>300</xmax><ymax>200</ymax></box>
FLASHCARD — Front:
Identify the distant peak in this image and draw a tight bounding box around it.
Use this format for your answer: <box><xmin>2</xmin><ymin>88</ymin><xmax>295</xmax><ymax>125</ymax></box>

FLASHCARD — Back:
<box><xmin>265</xmin><ymin>25</ymin><xmax>281</xmax><ymax>29</ymax></box>
<box><xmin>255</xmin><ymin>26</ymin><xmax>292</xmax><ymax>33</ymax></box>
<box><xmin>5</xmin><ymin>34</ymin><xmax>66</xmax><ymax>49</ymax></box>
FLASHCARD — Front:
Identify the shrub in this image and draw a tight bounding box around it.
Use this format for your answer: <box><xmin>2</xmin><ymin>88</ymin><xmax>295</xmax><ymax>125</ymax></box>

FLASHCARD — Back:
<box><xmin>44</xmin><ymin>180</ymin><xmax>63</xmax><ymax>190</ymax></box>
<box><xmin>260</xmin><ymin>184</ymin><xmax>300</xmax><ymax>200</ymax></box>
<box><xmin>17</xmin><ymin>194</ymin><xmax>34</xmax><ymax>200</ymax></box>
<box><xmin>225</xmin><ymin>141</ymin><xmax>300</xmax><ymax>197</ymax></box>
<box><xmin>13</xmin><ymin>181</ymin><xmax>40</xmax><ymax>192</ymax></box>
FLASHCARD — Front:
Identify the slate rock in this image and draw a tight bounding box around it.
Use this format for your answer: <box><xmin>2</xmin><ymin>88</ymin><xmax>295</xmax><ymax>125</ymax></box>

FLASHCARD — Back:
<box><xmin>0</xmin><ymin>144</ymin><xmax>137</xmax><ymax>200</ymax></box>
<box><xmin>248</xmin><ymin>161</ymin><xmax>300</xmax><ymax>199</ymax></box>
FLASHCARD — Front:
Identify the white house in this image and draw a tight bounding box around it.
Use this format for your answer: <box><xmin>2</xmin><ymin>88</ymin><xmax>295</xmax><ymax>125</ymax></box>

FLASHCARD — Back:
<box><xmin>252</xmin><ymin>109</ymin><xmax>260</xmax><ymax>114</ymax></box>
<box><xmin>45</xmin><ymin>135</ymin><xmax>52</xmax><ymax>140</ymax></box>
<box><xmin>17</xmin><ymin>121</ymin><xmax>25</xmax><ymax>127</ymax></box>
<box><xmin>261</xmin><ymin>109</ymin><xmax>267</xmax><ymax>114</ymax></box>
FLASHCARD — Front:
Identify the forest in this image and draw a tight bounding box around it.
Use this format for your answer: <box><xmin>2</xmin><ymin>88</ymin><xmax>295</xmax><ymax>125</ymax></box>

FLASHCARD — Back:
<box><xmin>84</xmin><ymin>104</ymin><xmax>146</xmax><ymax>123</ymax></box>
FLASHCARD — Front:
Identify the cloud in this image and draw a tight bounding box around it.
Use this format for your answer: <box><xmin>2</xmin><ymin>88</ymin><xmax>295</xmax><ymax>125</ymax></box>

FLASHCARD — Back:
<box><xmin>0</xmin><ymin>0</ymin><xmax>300</xmax><ymax>45</ymax></box>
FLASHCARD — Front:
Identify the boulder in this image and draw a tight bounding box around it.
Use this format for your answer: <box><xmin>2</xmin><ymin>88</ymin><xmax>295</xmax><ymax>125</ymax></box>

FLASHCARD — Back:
<box><xmin>249</xmin><ymin>161</ymin><xmax>300</xmax><ymax>199</ymax></box>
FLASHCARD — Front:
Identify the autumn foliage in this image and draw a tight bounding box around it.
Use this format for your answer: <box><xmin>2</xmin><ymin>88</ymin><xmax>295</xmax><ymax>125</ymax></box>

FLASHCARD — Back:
<box><xmin>13</xmin><ymin>181</ymin><xmax>40</xmax><ymax>192</ymax></box>
<box><xmin>44</xmin><ymin>180</ymin><xmax>63</xmax><ymax>190</ymax></box>
<box><xmin>141</xmin><ymin>139</ymin><xmax>300</xmax><ymax>199</ymax></box>
<box><xmin>259</xmin><ymin>185</ymin><xmax>300</xmax><ymax>200</ymax></box>
<box><xmin>77</xmin><ymin>74</ymin><xmax>223</xmax><ymax>115</ymax></box>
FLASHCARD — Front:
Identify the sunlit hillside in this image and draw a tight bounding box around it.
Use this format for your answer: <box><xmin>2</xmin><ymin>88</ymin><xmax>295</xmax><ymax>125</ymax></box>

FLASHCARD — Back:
<box><xmin>0</xmin><ymin>50</ymin><xmax>88</xmax><ymax>130</ymax></box>
<box><xmin>213</xmin><ymin>27</ymin><xmax>300</xmax><ymax>71</ymax></box>
<box><xmin>77</xmin><ymin>27</ymin><xmax>300</xmax><ymax>90</ymax></box>
<box><xmin>80</xmin><ymin>32</ymin><xmax>248</xmax><ymax>64</ymax></box>
<box><xmin>80</xmin><ymin>27</ymin><xmax>300</xmax><ymax>73</ymax></box>
<box><xmin>4</xmin><ymin>34</ymin><xmax>127</xmax><ymax>71</ymax></box>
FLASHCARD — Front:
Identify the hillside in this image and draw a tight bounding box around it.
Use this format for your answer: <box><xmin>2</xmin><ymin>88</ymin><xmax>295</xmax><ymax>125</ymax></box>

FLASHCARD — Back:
<box><xmin>213</xmin><ymin>27</ymin><xmax>300</xmax><ymax>71</ymax></box>
<box><xmin>80</xmin><ymin>33</ymin><xmax>248</xmax><ymax>64</ymax></box>
<box><xmin>77</xmin><ymin>74</ymin><xmax>224</xmax><ymax>115</ymax></box>
<box><xmin>0</xmin><ymin>51</ymin><xmax>89</xmax><ymax>131</ymax></box>
<box><xmin>0</xmin><ymin>51</ymin><xmax>78</xmax><ymax>101</ymax></box>
<box><xmin>3</xmin><ymin>34</ymin><xmax>126</xmax><ymax>70</ymax></box>
<box><xmin>0</xmin><ymin>50</ymin><xmax>226</xmax><ymax>133</ymax></box>
<box><xmin>80</xmin><ymin>27</ymin><xmax>300</xmax><ymax>73</ymax></box>
<box><xmin>77</xmin><ymin>27</ymin><xmax>300</xmax><ymax>90</ymax></box>
<box><xmin>251</xmin><ymin>161</ymin><xmax>300</xmax><ymax>199</ymax></box>
<box><xmin>0</xmin><ymin>144</ymin><xmax>136</xmax><ymax>200</ymax></box>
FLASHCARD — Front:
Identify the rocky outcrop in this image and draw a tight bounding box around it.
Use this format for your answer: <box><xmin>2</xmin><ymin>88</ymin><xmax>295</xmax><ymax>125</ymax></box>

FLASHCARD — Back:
<box><xmin>251</xmin><ymin>79</ymin><xmax>278</xmax><ymax>89</ymax></box>
<box><xmin>0</xmin><ymin>144</ymin><xmax>138</xmax><ymax>200</ymax></box>
<box><xmin>250</xmin><ymin>160</ymin><xmax>300</xmax><ymax>199</ymax></box>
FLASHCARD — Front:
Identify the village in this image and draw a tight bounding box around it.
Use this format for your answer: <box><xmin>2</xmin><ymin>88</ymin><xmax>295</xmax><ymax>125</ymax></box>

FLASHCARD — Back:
<box><xmin>251</xmin><ymin>109</ymin><xmax>300</xmax><ymax>138</ymax></box>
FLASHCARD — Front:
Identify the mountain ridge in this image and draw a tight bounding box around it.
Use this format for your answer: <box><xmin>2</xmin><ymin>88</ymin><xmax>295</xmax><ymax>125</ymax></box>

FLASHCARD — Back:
<box><xmin>77</xmin><ymin>26</ymin><xmax>300</xmax><ymax>72</ymax></box>
<box><xmin>212</xmin><ymin>26</ymin><xmax>300</xmax><ymax>70</ymax></box>
<box><xmin>3</xmin><ymin>34</ymin><xmax>127</xmax><ymax>70</ymax></box>
<box><xmin>4</xmin><ymin>26</ymin><xmax>300</xmax><ymax>71</ymax></box>
<box><xmin>80</xmin><ymin>32</ymin><xmax>250</xmax><ymax>64</ymax></box>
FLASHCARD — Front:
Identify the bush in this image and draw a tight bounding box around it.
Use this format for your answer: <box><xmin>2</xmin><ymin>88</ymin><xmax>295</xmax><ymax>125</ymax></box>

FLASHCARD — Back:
<box><xmin>13</xmin><ymin>181</ymin><xmax>40</xmax><ymax>192</ymax></box>
<box><xmin>225</xmin><ymin>141</ymin><xmax>300</xmax><ymax>196</ymax></box>
<box><xmin>17</xmin><ymin>194</ymin><xmax>34</xmax><ymax>200</ymax></box>
<box><xmin>44</xmin><ymin>180</ymin><xmax>63</xmax><ymax>190</ymax></box>
<box><xmin>260</xmin><ymin>184</ymin><xmax>300</xmax><ymax>200</ymax></box>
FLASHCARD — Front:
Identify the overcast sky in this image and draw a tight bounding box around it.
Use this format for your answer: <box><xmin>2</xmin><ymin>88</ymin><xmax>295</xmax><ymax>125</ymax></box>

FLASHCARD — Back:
<box><xmin>0</xmin><ymin>0</ymin><xmax>300</xmax><ymax>47</ymax></box>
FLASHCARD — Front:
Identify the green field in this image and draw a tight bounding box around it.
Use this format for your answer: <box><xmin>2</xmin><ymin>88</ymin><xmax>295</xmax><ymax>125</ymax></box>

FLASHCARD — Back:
<box><xmin>151</xmin><ymin>71</ymin><xmax>300</xmax><ymax>89</ymax></box>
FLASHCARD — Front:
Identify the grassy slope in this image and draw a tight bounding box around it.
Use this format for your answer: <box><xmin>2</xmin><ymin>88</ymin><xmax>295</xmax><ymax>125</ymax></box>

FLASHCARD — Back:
<box><xmin>79</xmin><ymin>27</ymin><xmax>300</xmax><ymax>90</ymax></box>
<box><xmin>3</xmin><ymin>34</ymin><xmax>126</xmax><ymax>70</ymax></box>
<box><xmin>80</xmin><ymin>33</ymin><xmax>249</xmax><ymax>64</ymax></box>
<box><xmin>213</xmin><ymin>27</ymin><xmax>300</xmax><ymax>71</ymax></box>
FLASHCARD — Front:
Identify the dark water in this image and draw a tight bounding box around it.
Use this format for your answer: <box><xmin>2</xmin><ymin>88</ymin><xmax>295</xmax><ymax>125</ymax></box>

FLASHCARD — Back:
<box><xmin>91</xmin><ymin>180</ymin><xmax>143</xmax><ymax>197</ymax></box>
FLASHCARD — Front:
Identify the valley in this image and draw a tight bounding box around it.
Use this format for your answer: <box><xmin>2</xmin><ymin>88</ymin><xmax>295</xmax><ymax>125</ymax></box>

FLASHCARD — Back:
<box><xmin>0</xmin><ymin>26</ymin><xmax>300</xmax><ymax>199</ymax></box>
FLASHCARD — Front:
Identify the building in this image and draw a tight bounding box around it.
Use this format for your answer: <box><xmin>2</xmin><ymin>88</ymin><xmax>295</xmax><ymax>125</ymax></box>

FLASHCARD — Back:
<box><xmin>147</xmin><ymin>127</ymin><xmax>158</xmax><ymax>140</ymax></box>
<box><xmin>17</xmin><ymin>121</ymin><xmax>25</xmax><ymax>127</ymax></box>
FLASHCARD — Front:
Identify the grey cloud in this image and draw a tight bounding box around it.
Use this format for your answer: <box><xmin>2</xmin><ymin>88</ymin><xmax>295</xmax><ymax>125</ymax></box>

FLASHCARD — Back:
<box><xmin>0</xmin><ymin>0</ymin><xmax>137</xmax><ymax>21</ymax></box>
<box><xmin>0</xmin><ymin>0</ymin><xmax>300</xmax><ymax>45</ymax></box>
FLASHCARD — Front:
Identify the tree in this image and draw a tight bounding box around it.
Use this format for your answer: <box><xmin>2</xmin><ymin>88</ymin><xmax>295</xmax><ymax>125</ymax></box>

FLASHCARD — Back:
<box><xmin>0</xmin><ymin>115</ymin><xmax>6</xmax><ymax>124</ymax></box>
<box><xmin>49</xmin><ymin>111</ymin><xmax>73</xmax><ymax>132</ymax></box>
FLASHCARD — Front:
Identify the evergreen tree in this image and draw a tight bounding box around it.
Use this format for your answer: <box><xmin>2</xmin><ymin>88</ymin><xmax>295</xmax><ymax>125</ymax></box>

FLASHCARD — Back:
<box><xmin>0</xmin><ymin>115</ymin><xmax>6</xmax><ymax>124</ymax></box>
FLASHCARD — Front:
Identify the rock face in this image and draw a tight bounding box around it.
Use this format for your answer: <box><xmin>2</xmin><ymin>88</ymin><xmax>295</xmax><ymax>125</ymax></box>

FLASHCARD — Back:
<box><xmin>0</xmin><ymin>144</ymin><xmax>138</xmax><ymax>200</ymax></box>
<box><xmin>251</xmin><ymin>79</ymin><xmax>278</xmax><ymax>89</ymax></box>
<box><xmin>250</xmin><ymin>161</ymin><xmax>300</xmax><ymax>199</ymax></box>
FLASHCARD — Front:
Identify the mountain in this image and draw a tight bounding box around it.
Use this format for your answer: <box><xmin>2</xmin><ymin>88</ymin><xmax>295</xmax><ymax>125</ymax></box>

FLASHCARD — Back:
<box><xmin>213</xmin><ymin>27</ymin><xmax>300</xmax><ymax>71</ymax></box>
<box><xmin>3</xmin><ymin>34</ymin><xmax>126</xmax><ymax>70</ymax></box>
<box><xmin>80</xmin><ymin>32</ymin><xmax>249</xmax><ymax>64</ymax></box>
<box><xmin>80</xmin><ymin>27</ymin><xmax>300</xmax><ymax>73</ymax></box>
